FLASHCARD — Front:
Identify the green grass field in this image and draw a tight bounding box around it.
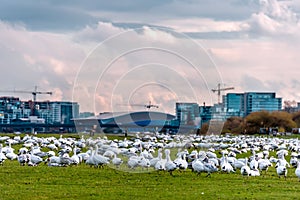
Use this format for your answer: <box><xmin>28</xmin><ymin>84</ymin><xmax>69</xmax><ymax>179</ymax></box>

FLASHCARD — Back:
<box><xmin>0</xmin><ymin>157</ymin><xmax>299</xmax><ymax>200</ymax></box>
<box><xmin>0</xmin><ymin>133</ymin><xmax>299</xmax><ymax>200</ymax></box>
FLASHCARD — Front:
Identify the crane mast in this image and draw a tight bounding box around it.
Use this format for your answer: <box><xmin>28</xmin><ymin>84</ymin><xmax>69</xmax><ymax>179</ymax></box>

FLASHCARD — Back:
<box><xmin>211</xmin><ymin>83</ymin><xmax>234</xmax><ymax>104</ymax></box>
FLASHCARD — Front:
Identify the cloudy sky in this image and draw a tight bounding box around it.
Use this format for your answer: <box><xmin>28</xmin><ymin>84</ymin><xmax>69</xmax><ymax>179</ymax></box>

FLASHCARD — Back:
<box><xmin>1</xmin><ymin>0</ymin><xmax>300</xmax><ymax>114</ymax></box>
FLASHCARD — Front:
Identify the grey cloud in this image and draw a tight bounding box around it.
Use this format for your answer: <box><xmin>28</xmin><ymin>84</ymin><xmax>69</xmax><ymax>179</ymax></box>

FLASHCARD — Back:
<box><xmin>240</xmin><ymin>75</ymin><xmax>268</xmax><ymax>92</ymax></box>
<box><xmin>0</xmin><ymin>1</ymin><xmax>96</xmax><ymax>31</ymax></box>
<box><xmin>185</xmin><ymin>31</ymin><xmax>247</xmax><ymax>39</ymax></box>
<box><xmin>0</xmin><ymin>0</ymin><xmax>260</xmax><ymax>31</ymax></box>
<box><xmin>155</xmin><ymin>0</ymin><xmax>260</xmax><ymax>21</ymax></box>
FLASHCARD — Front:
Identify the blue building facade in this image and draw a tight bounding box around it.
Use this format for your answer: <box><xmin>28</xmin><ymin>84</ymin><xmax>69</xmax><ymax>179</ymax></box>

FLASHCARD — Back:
<box><xmin>244</xmin><ymin>92</ymin><xmax>282</xmax><ymax>116</ymax></box>
<box><xmin>223</xmin><ymin>93</ymin><xmax>245</xmax><ymax>117</ymax></box>
<box><xmin>223</xmin><ymin>92</ymin><xmax>282</xmax><ymax>118</ymax></box>
<box><xmin>175</xmin><ymin>102</ymin><xmax>200</xmax><ymax>126</ymax></box>
<box><xmin>199</xmin><ymin>92</ymin><xmax>283</xmax><ymax>125</ymax></box>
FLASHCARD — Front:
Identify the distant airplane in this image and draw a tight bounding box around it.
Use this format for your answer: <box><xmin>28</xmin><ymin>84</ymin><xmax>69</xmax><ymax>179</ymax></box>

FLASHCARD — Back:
<box><xmin>119</xmin><ymin>101</ymin><xmax>159</xmax><ymax>110</ymax></box>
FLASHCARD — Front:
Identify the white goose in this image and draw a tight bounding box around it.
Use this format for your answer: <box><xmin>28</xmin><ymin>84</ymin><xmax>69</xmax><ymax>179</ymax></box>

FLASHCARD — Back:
<box><xmin>289</xmin><ymin>152</ymin><xmax>298</xmax><ymax>168</ymax></box>
<box><xmin>127</xmin><ymin>156</ymin><xmax>140</xmax><ymax>169</ymax></box>
<box><xmin>17</xmin><ymin>152</ymin><xmax>29</xmax><ymax>166</ymax></box>
<box><xmin>221</xmin><ymin>155</ymin><xmax>235</xmax><ymax>173</ymax></box>
<box><xmin>154</xmin><ymin>150</ymin><xmax>166</xmax><ymax>171</ymax></box>
<box><xmin>112</xmin><ymin>153</ymin><xmax>123</xmax><ymax>168</ymax></box>
<box><xmin>173</xmin><ymin>151</ymin><xmax>188</xmax><ymax>171</ymax></box>
<box><xmin>275</xmin><ymin>159</ymin><xmax>288</xmax><ymax>179</ymax></box>
<box><xmin>6</xmin><ymin>150</ymin><xmax>17</xmax><ymax>160</ymax></box>
<box><xmin>202</xmin><ymin>158</ymin><xmax>218</xmax><ymax>177</ymax></box>
<box><xmin>91</xmin><ymin>145</ymin><xmax>110</xmax><ymax>168</ymax></box>
<box><xmin>138</xmin><ymin>156</ymin><xmax>151</xmax><ymax>170</ymax></box>
<box><xmin>258</xmin><ymin>155</ymin><xmax>272</xmax><ymax>174</ymax></box>
<box><xmin>234</xmin><ymin>158</ymin><xmax>247</xmax><ymax>170</ymax></box>
<box><xmin>28</xmin><ymin>151</ymin><xmax>43</xmax><ymax>166</ymax></box>
<box><xmin>249</xmin><ymin>150</ymin><xmax>258</xmax><ymax>171</ymax></box>
<box><xmin>295</xmin><ymin>161</ymin><xmax>300</xmax><ymax>181</ymax></box>
<box><xmin>192</xmin><ymin>158</ymin><xmax>205</xmax><ymax>175</ymax></box>
<box><xmin>70</xmin><ymin>147</ymin><xmax>80</xmax><ymax>165</ymax></box>
<box><xmin>150</xmin><ymin>148</ymin><xmax>163</xmax><ymax>168</ymax></box>
<box><xmin>240</xmin><ymin>158</ymin><xmax>251</xmax><ymax>177</ymax></box>
<box><xmin>0</xmin><ymin>144</ymin><xmax>7</xmax><ymax>161</ymax></box>
<box><xmin>164</xmin><ymin>149</ymin><xmax>177</xmax><ymax>175</ymax></box>
<box><xmin>2</xmin><ymin>141</ymin><xmax>14</xmax><ymax>154</ymax></box>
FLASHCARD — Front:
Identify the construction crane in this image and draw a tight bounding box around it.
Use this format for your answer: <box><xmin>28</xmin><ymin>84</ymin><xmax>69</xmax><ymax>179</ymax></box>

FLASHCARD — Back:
<box><xmin>211</xmin><ymin>83</ymin><xmax>234</xmax><ymax>104</ymax></box>
<box><xmin>0</xmin><ymin>86</ymin><xmax>52</xmax><ymax>116</ymax></box>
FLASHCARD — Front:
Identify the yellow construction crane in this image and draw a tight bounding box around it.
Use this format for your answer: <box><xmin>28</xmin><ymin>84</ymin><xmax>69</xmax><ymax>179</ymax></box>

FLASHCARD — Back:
<box><xmin>211</xmin><ymin>83</ymin><xmax>234</xmax><ymax>104</ymax></box>
<box><xmin>0</xmin><ymin>86</ymin><xmax>52</xmax><ymax>115</ymax></box>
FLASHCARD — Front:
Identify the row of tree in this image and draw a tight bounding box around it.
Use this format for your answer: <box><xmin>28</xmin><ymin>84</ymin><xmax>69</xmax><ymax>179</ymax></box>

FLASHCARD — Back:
<box><xmin>199</xmin><ymin>110</ymin><xmax>300</xmax><ymax>135</ymax></box>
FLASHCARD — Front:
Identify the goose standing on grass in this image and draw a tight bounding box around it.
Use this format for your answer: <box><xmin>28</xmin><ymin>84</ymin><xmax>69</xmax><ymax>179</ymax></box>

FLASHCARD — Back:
<box><xmin>289</xmin><ymin>152</ymin><xmax>298</xmax><ymax>168</ymax></box>
<box><xmin>234</xmin><ymin>158</ymin><xmax>247</xmax><ymax>170</ymax></box>
<box><xmin>138</xmin><ymin>156</ymin><xmax>151</xmax><ymax>170</ymax></box>
<box><xmin>0</xmin><ymin>144</ymin><xmax>7</xmax><ymax>161</ymax></box>
<box><xmin>295</xmin><ymin>161</ymin><xmax>300</xmax><ymax>181</ymax></box>
<box><xmin>240</xmin><ymin>158</ymin><xmax>251</xmax><ymax>177</ymax></box>
<box><xmin>17</xmin><ymin>152</ymin><xmax>29</xmax><ymax>166</ymax></box>
<box><xmin>70</xmin><ymin>147</ymin><xmax>80</xmax><ymax>165</ymax></box>
<box><xmin>154</xmin><ymin>150</ymin><xmax>166</xmax><ymax>171</ymax></box>
<box><xmin>249</xmin><ymin>150</ymin><xmax>258</xmax><ymax>171</ymax></box>
<box><xmin>192</xmin><ymin>158</ymin><xmax>204</xmax><ymax>175</ymax></box>
<box><xmin>85</xmin><ymin>148</ymin><xmax>95</xmax><ymax>167</ymax></box>
<box><xmin>28</xmin><ymin>151</ymin><xmax>43</xmax><ymax>166</ymax></box>
<box><xmin>91</xmin><ymin>145</ymin><xmax>110</xmax><ymax>168</ymax></box>
<box><xmin>221</xmin><ymin>155</ymin><xmax>235</xmax><ymax>173</ymax></box>
<box><xmin>173</xmin><ymin>151</ymin><xmax>188</xmax><ymax>172</ymax></box>
<box><xmin>4</xmin><ymin>140</ymin><xmax>17</xmax><ymax>160</ymax></box>
<box><xmin>202</xmin><ymin>157</ymin><xmax>218</xmax><ymax>177</ymax></box>
<box><xmin>112</xmin><ymin>153</ymin><xmax>123</xmax><ymax>168</ymax></box>
<box><xmin>164</xmin><ymin>149</ymin><xmax>177</xmax><ymax>176</ymax></box>
<box><xmin>275</xmin><ymin>159</ymin><xmax>288</xmax><ymax>179</ymax></box>
<box><xmin>127</xmin><ymin>156</ymin><xmax>140</xmax><ymax>170</ymax></box>
<box><xmin>150</xmin><ymin>148</ymin><xmax>162</xmax><ymax>168</ymax></box>
<box><xmin>6</xmin><ymin>150</ymin><xmax>17</xmax><ymax>160</ymax></box>
<box><xmin>2</xmin><ymin>141</ymin><xmax>14</xmax><ymax>155</ymax></box>
<box><xmin>258</xmin><ymin>153</ymin><xmax>272</xmax><ymax>175</ymax></box>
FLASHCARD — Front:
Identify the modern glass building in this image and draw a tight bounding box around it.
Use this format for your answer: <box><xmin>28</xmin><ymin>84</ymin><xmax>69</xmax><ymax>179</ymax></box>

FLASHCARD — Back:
<box><xmin>199</xmin><ymin>105</ymin><xmax>213</xmax><ymax>124</ymax></box>
<box><xmin>175</xmin><ymin>102</ymin><xmax>200</xmax><ymax>126</ymax></box>
<box><xmin>244</xmin><ymin>92</ymin><xmax>282</xmax><ymax>116</ymax></box>
<box><xmin>49</xmin><ymin>101</ymin><xmax>79</xmax><ymax>124</ymax></box>
<box><xmin>222</xmin><ymin>92</ymin><xmax>282</xmax><ymax>117</ymax></box>
<box><xmin>223</xmin><ymin>93</ymin><xmax>245</xmax><ymax>117</ymax></box>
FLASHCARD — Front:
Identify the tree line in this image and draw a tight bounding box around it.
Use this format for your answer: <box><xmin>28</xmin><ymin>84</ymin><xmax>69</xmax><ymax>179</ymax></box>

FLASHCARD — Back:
<box><xmin>199</xmin><ymin>110</ymin><xmax>300</xmax><ymax>135</ymax></box>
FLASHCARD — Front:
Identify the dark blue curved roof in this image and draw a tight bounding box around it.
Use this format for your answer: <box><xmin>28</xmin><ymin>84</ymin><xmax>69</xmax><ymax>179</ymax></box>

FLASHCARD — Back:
<box><xmin>100</xmin><ymin>111</ymin><xmax>176</xmax><ymax>127</ymax></box>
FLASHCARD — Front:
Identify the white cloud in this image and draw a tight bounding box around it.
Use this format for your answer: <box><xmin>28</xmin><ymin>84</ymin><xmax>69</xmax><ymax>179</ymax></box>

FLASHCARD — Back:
<box><xmin>158</xmin><ymin>18</ymin><xmax>249</xmax><ymax>33</ymax></box>
<box><xmin>246</xmin><ymin>0</ymin><xmax>300</xmax><ymax>36</ymax></box>
<box><xmin>0</xmin><ymin>20</ymin><xmax>85</xmax><ymax>102</ymax></box>
<box><xmin>73</xmin><ymin>21</ymin><xmax>127</xmax><ymax>43</ymax></box>
<box><xmin>72</xmin><ymin>24</ymin><xmax>222</xmax><ymax>113</ymax></box>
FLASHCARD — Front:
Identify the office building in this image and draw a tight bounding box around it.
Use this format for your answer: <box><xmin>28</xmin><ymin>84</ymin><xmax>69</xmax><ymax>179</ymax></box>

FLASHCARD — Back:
<box><xmin>244</xmin><ymin>92</ymin><xmax>282</xmax><ymax>116</ymax></box>
<box><xmin>0</xmin><ymin>96</ymin><xmax>79</xmax><ymax>125</ymax></box>
<box><xmin>175</xmin><ymin>102</ymin><xmax>200</xmax><ymax>127</ymax></box>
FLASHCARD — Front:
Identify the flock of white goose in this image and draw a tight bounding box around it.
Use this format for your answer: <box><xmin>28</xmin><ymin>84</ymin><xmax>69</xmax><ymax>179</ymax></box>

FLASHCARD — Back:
<box><xmin>1</xmin><ymin>132</ymin><xmax>300</xmax><ymax>179</ymax></box>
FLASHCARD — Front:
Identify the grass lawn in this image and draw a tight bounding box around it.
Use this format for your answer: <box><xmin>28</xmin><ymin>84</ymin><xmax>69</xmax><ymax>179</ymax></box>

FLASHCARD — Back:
<box><xmin>0</xmin><ymin>133</ymin><xmax>299</xmax><ymax>200</ymax></box>
<box><xmin>0</xmin><ymin>160</ymin><xmax>299</xmax><ymax>200</ymax></box>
